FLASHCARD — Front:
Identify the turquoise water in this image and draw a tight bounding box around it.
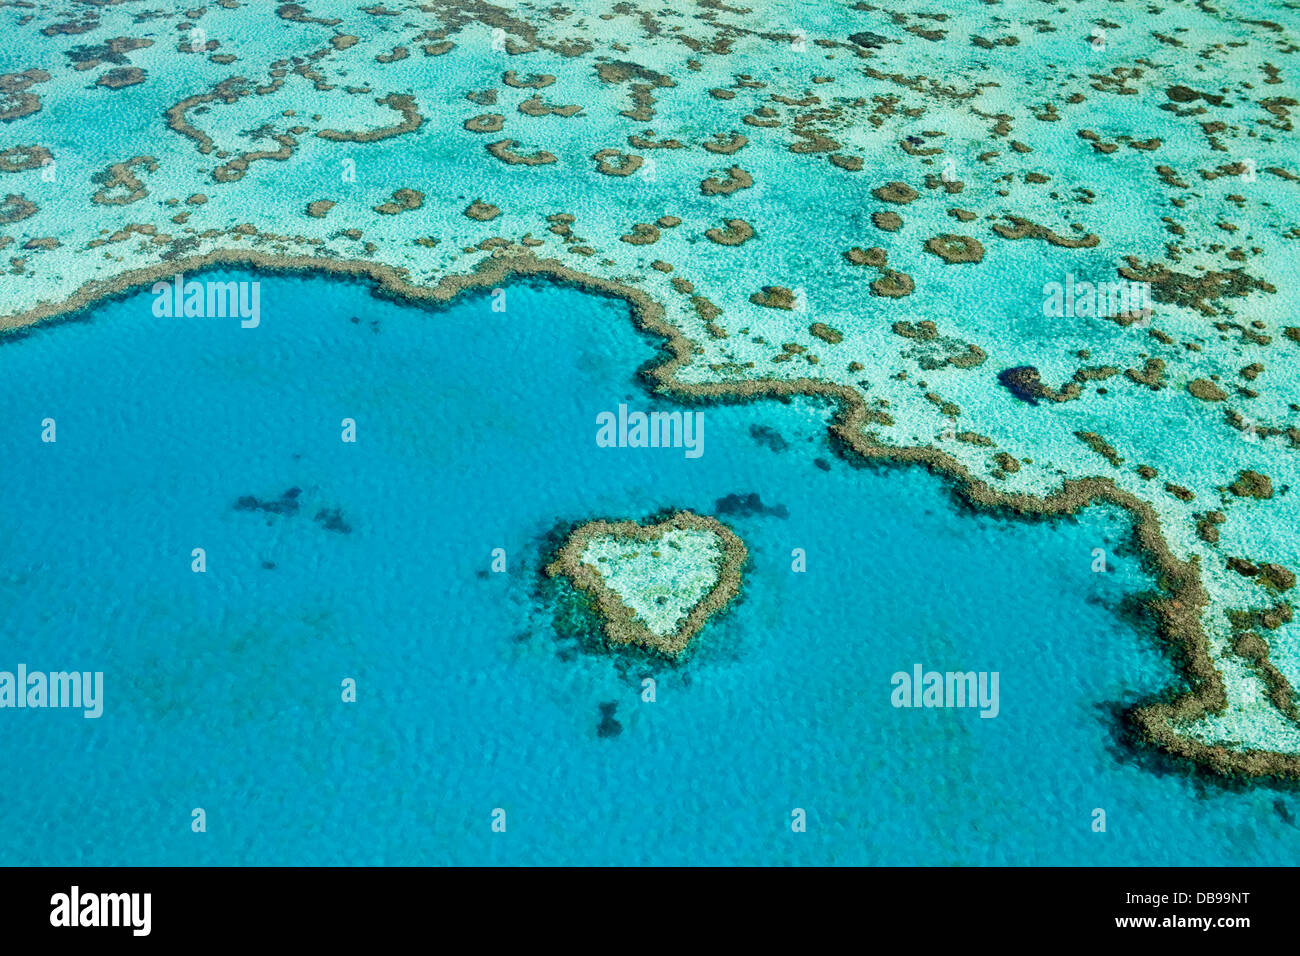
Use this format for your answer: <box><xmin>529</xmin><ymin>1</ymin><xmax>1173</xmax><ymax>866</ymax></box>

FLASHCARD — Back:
<box><xmin>5</xmin><ymin>0</ymin><xmax>1300</xmax><ymax>763</ymax></box>
<box><xmin>0</xmin><ymin>271</ymin><xmax>1294</xmax><ymax>865</ymax></box>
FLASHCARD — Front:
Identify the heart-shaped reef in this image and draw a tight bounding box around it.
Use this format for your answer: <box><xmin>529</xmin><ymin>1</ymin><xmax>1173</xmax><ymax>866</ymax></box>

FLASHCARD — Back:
<box><xmin>546</xmin><ymin>510</ymin><xmax>747</xmax><ymax>656</ymax></box>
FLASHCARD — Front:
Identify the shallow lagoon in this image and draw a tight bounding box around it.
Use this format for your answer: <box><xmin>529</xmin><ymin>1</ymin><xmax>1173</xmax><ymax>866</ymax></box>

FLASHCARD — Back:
<box><xmin>0</xmin><ymin>270</ymin><xmax>1294</xmax><ymax>865</ymax></box>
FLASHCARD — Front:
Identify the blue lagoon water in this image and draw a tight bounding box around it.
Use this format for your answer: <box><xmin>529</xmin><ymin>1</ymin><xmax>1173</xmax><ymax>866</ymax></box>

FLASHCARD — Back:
<box><xmin>0</xmin><ymin>272</ymin><xmax>1294</xmax><ymax>865</ymax></box>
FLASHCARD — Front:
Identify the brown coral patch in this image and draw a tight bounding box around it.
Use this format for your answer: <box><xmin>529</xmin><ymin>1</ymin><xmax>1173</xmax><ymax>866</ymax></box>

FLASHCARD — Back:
<box><xmin>845</xmin><ymin>247</ymin><xmax>887</xmax><ymax>267</ymax></box>
<box><xmin>1118</xmin><ymin>258</ymin><xmax>1274</xmax><ymax>316</ymax></box>
<box><xmin>373</xmin><ymin>188</ymin><xmax>424</xmax><ymax>215</ymax></box>
<box><xmin>702</xmin><ymin>132</ymin><xmax>747</xmax><ymax>155</ymax></box>
<box><xmin>993</xmin><ymin>215</ymin><xmax>1099</xmax><ymax>248</ymax></box>
<box><xmin>91</xmin><ymin>156</ymin><xmax>158</xmax><ymax>206</ymax></box>
<box><xmin>518</xmin><ymin>96</ymin><xmax>582</xmax><ymax>118</ymax></box>
<box><xmin>750</xmin><ymin>286</ymin><xmax>799</xmax><ymax>310</ymax></box>
<box><xmin>924</xmin><ymin>234</ymin><xmax>985</xmax><ymax>264</ymax></box>
<box><xmin>872</xmin><ymin>211</ymin><xmax>903</xmax><ymax>231</ymax></box>
<box><xmin>0</xmin><ymin>69</ymin><xmax>48</xmax><ymax>122</ymax></box>
<box><xmin>1075</xmin><ymin>431</ymin><xmax>1123</xmax><ymax>467</ymax></box>
<box><xmin>810</xmin><ymin>323</ymin><xmax>842</xmax><ymax>344</ymax></box>
<box><xmin>1187</xmin><ymin>378</ymin><xmax>1227</xmax><ymax>402</ymax></box>
<box><xmin>464</xmin><ymin>113</ymin><xmax>505</xmax><ymax>133</ymax></box>
<box><xmin>704</xmin><ymin>219</ymin><xmax>755</xmax><ymax>246</ymax></box>
<box><xmin>620</xmin><ymin>223</ymin><xmax>659</xmax><ymax>245</ymax></box>
<box><xmin>1228</xmin><ymin>470</ymin><xmax>1273</xmax><ymax>499</ymax></box>
<box><xmin>503</xmin><ymin>71</ymin><xmax>555</xmax><ymax>89</ymax></box>
<box><xmin>317</xmin><ymin>93</ymin><xmax>424</xmax><ymax>143</ymax></box>
<box><xmin>0</xmin><ymin>145</ymin><xmax>52</xmax><ymax>173</ymax></box>
<box><xmin>464</xmin><ymin>200</ymin><xmax>501</xmax><ymax>222</ymax></box>
<box><xmin>871</xmin><ymin>270</ymin><xmax>915</xmax><ymax>297</ymax></box>
<box><xmin>96</xmin><ymin>67</ymin><xmax>146</xmax><ymax>89</ymax></box>
<box><xmin>700</xmin><ymin>166</ymin><xmax>753</xmax><ymax>195</ymax></box>
<box><xmin>0</xmin><ymin>193</ymin><xmax>37</xmax><ymax>224</ymax></box>
<box><xmin>488</xmin><ymin>140</ymin><xmax>557</xmax><ymax>166</ymax></box>
<box><xmin>591</xmin><ymin>149</ymin><xmax>642</xmax><ymax>176</ymax></box>
<box><xmin>873</xmin><ymin>181</ymin><xmax>919</xmax><ymax>204</ymax></box>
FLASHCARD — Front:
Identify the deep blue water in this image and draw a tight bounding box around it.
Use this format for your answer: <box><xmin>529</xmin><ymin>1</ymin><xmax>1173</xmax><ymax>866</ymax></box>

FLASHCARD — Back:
<box><xmin>0</xmin><ymin>270</ymin><xmax>1294</xmax><ymax>865</ymax></box>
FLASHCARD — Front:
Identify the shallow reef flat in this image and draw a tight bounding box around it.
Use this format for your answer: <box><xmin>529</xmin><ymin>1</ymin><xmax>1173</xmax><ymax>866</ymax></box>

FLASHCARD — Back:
<box><xmin>2</xmin><ymin>0</ymin><xmax>1300</xmax><ymax>777</ymax></box>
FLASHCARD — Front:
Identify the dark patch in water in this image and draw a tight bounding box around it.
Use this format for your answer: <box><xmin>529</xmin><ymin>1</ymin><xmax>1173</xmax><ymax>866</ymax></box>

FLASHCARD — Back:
<box><xmin>849</xmin><ymin>31</ymin><xmax>886</xmax><ymax>49</ymax></box>
<box><xmin>314</xmin><ymin>507</ymin><xmax>352</xmax><ymax>534</ymax></box>
<box><xmin>1275</xmin><ymin>799</ymin><xmax>1295</xmax><ymax>825</ymax></box>
<box><xmin>66</xmin><ymin>41</ymin><xmax>136</xmax><ymax>67</ymax></box>
<box><xmin>715</xmin><ymin>491</ymin><xmax>789</xmax><ymax>519</ymax></box>
<box><xmin>814</xmin><ymin>457</ymin><xmax>831</xmax><ymax>472</ymax></box>
<box><xmin>749</xmin><ymin>424</ymin><xmax>789</xmax><ymax>452</ymax></box>
<box><xmin>261</xmin><ymin>560</ymin><xmax>276</xmax><ymax>570</ymax></box>
<box><xmin>997</xmin><ymin>366</ymin><xmax>1044</xmax><ymax>405</ymax></box>
<box><xmin>597</xmin><ymin>701</ymin><xmax>623</xmax><ymax>738</ymax></box>
<box><xmin>234</xmin><ymin>486</ymin><xmax>301</xmax><ymax>516</ymax></box>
